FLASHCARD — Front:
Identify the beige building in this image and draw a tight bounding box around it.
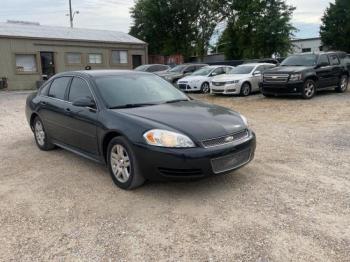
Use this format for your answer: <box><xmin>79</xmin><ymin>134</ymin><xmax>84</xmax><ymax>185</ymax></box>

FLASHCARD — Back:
<box><xmin>0</xmin><ymin>21</ymin><xmax>148</xmax><ymax>90</ymax></box>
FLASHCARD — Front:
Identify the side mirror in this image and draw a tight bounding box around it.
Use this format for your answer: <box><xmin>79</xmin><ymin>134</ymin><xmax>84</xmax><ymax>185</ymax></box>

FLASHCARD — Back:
<box><xmin>72</xmin><ymin>97</ymin><xmax>96</xmax><ymax>108</ymax></box>
<box><xmin>211</xmin><ymin>72</ymin><xmax>218</xmax><ymax>77</ymax></box>
<box><xmin>253</xmin><ymin>70</ymin><xmax>262</xmax><ymax>76</ymax></box>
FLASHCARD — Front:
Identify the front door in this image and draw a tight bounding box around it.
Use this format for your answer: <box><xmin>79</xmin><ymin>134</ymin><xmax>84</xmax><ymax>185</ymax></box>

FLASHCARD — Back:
<box><xmin>40</xmin><ymin>52</ymin><xmax>55</xmax><ymax>79</ymax></box>
<box><xmin>65</xmin><ymin>77</ymin><xmax>99</xmax><ymax>155</ymax></box>
<box><xmin>132</xmin><ymin>55</ymin><xmax>142</xmax><ymax>69</ymax></box>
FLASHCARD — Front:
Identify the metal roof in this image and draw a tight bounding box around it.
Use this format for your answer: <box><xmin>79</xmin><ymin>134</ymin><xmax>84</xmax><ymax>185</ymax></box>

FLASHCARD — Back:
<box><xmin>0</xmin><ymin>21</ymin><xmax>146</xmax><ymax>45</ymax></box>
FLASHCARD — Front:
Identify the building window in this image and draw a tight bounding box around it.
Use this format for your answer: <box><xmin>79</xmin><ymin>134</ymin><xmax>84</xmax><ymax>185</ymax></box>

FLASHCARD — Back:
<box><xmin>111</xmin><ymin>50</ymin><xmax>128</xmax><ymax>64</ymax></box>
<box><xmin>66</xmin><ymin>52</ymin><xmax>82</xmax><ymax>64</ymax></box>
<box><xmin>88</xmin><ymin>53</ymin><xmax>102</xmax><ymax>64</ymax></box>
<box><xmin>302</xmin><ymin>48</ymin><xmax>311</xmax><ymax>53</ymax></box>
<box><xmin>15</xmin><ymin>54</ymin><xmax>37</xmax><ymax>72</ymax></box>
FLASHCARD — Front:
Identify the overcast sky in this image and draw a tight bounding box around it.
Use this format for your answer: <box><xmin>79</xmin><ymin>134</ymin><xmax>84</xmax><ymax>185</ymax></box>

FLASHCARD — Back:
<box><xmin>0</xmin><ymin>0</ymin><xmax>334</xmax><ymax>39</ymax></box>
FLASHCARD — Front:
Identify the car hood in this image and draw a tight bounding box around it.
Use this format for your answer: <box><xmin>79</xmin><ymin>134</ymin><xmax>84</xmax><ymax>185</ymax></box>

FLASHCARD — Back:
<box><xmin>265</xmin><ymin>66</ymin><xmax>313</xmax><ymax>74</ymax></box>
<box><xmin>115</xmin><ymin>100</ymin><xmax>246</xmax><ymax>141</ymax></box>
<box><xmin>178</xmin><ymin>75</ymin><xmax>207</xmax><ymax>82</ymax></box>
<box><xmin>212</xmin><ymin>74</ymin><xmax>249</xmax><ymax>82</ymax></box>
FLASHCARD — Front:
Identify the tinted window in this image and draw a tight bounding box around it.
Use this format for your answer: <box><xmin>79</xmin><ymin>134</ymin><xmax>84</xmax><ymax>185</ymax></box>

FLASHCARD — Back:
<box><xmin>318</xmin><ymin>55</ymin><xmax>330</xmax><ymax>66</ymax></box>
<box><xmin>213</xmin><ymin>67</ymin><xmax>225</xmax><ymax>75</ymax></box>
<box><xmin>329</xmin><ymin>55</ymin><xmax>340</xmax><ymax>65</ymax></box>
<box><xmin>68</xmin><ymin>77</ymin><xmax>93</xmax><ymax>102</ymax></box>
<box><xmin>95</xmin><ymin>74</ymin><xmax>188</xmax><ymax>108</ymax></box>
<box><xmin>40</xmin><ymin>81</ymin><xmax>51</xmax><ymax>95</ymax></box>
<box><xmin>48</xmin><ymin>77</ymin><xmax>71</xmax><ymax>100</ymax></box>
<box><xmin>281</xmin><ymin>54</ymin><xmax>317</xmax><ymax>66</ymax></box>
<box><xmin>147</xmin><ymin>65</ymin><xmax>159</xmax><ymax>72</ymax></box>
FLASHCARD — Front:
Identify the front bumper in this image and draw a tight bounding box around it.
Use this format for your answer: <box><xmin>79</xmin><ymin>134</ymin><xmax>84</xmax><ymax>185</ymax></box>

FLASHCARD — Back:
<box><xmin>210</xmin><ymin>83</ymin><xmax>240</xmax><ymax>95</ymax></box>
<box><xmin>132</xmin><ymin>130</ymin><xmax>256</xmax><ymax>181</ymax></box>
<box><xmin>177</xmin><ymin>82</ymin><xmax>201</xmax><ymax>92</ymax></box>
<box><xmin>260</xmin><ymin>81</ymin><xmax>304</xmax><ymax>95</ymax></box>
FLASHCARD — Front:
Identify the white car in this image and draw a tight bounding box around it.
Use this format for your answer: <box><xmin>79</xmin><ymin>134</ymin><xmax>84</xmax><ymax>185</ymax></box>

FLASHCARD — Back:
<box><xmin>177</xmin><ymin>65</ymin><xmax>234</xmax><ymax>93</ymax></box>
<box><xmin>210</xmin><ymin>63</ymin><xmax>276</xmax><ymax>96</ymax></box>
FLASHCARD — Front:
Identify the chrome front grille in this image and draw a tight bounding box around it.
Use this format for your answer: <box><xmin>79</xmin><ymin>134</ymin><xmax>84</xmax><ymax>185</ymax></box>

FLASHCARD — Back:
<box><xmin>202</xmin><ymin>130</ymin><xmax>249</xmax><ymax>148</ymax></box>
<box><xmin>263</xmin><ymin>74</ymin><xmax>289</xmax><ymax>83</ymax></box>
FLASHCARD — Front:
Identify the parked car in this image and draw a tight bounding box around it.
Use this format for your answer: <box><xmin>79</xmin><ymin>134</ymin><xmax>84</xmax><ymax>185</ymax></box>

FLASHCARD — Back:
<box><xmin>134</xmin><ymin>64</ymin><xmax>170</xmax><ymax>74</ymax></box>
<box><xmin>210</xmin><ymin>63</ymin><xmax>276</xmax><ymax>96</ymax></box>
<box><xmin>177</xmin><ymin>65</ymin><xmax>234</xmax><ymax>93</ymax></box>
<box><xmin>260</xmin><ymin>52</ymin><xmax>349</xmax><ymax>99</ymax></box>
<box><xmin>26</xmin><ymin>70</ymin><xmax>256</xmax><ymax>190</ymax></box>
<box><xmin>157</xmin><ymin>63</ymin><xmax>208</xmax><ymax>83</ymax></box>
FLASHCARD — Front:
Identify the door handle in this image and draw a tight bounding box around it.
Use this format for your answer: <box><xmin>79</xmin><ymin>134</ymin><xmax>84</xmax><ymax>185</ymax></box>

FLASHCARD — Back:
<box><xmin>65</xmin><ymin>108</ymin><xmax>71</xmax><ymax>112</ymax></box>
<box><xmin>40</xmin><ymin>101</ymin><xmax>47</xmax><ymax>105</ymax></box>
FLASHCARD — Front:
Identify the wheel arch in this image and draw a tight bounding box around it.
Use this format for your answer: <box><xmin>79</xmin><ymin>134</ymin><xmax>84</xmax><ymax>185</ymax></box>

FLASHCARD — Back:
<box><xmin>102</xmin><ymin>131</ymin><xmax>123</xmax><ymax>163</ymax></box>
<box><xmin>30</xmin><ymin>112</ymin><xmax>39</xmax><ymax>131</ymax></box>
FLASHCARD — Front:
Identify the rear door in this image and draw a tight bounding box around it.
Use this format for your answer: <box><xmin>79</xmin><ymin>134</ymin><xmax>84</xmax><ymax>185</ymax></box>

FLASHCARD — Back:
<box><xmin>64</xmin><ymin>77</ymin><xmax>99</xmax><ymax>155</ymax></box>
<box><xmin>315</xmin><ymin>54</ymin><xmax>332</xmax><ymax>88</ymax></box>
<box><xmin>329</xmin><ymin>54</ymin><xmax>343</xmax><ymax>86</ymax></box>
<box><xmin>39</xmin><ymin>76</ymin><xmax>72</xmax><ymax>143</ymax></box>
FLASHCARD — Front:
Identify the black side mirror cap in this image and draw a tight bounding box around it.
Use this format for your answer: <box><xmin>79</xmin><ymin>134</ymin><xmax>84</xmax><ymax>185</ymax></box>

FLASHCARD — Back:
<box><xmin>72</xmin><ymin>97</ymin><xmax>96</xmax><ymax>108</ymax></box>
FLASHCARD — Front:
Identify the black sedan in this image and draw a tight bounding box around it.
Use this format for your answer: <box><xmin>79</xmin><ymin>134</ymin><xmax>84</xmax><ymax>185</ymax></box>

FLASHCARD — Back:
<box><xmin>26</xmin><ymin>70</ymin><xmax>256</xmax><ymax>189</ymax></box>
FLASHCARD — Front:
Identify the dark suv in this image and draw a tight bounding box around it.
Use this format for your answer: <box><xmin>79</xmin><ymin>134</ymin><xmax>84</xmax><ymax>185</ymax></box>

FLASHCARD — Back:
<box><xmin>260</xmin><ymin>52</ymin><xmax>349</xmax><ymax>99</ymax></box>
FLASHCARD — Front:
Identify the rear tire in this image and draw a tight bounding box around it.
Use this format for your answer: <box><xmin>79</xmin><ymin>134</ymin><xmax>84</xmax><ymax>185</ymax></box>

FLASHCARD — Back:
<box><xmin>33</xmin><ymin>117</ymin><xmax>55</xmax><ymax>151</ymax></box>
<box><xmin>107</xmin><ymin>137</ymin><xmax>145</xmax><ymax>190</ymax></box>
<box><xmin>301</xmin><ymin>79</ymin><xmax>316</xmax><ymax>99</ymax></box>
<box><xmin>240</xmin><ymin>82</ymin><xmax>251</xmax><ymax>96</ymax></box>
<box><xmin>335</xmin><ymin>75</ymin><xmax>348</xmax><ymax>93</ymax></box>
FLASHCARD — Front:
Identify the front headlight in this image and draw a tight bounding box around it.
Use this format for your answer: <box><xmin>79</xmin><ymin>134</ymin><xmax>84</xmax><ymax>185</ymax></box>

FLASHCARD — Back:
<box><xmin>289</xmin><ymin>73</ymin><xmax>302</xmax><ymax>81</ymax></box>
<box><xmin>143</xmin><ymin>129</ymin><xmax>195</xmax><ymax>148</ymax></box>
<box><xmin>240</xmin><ymin>115</ymin><xmax>249</xmax><ymax>127</ymax></box>
<box><xmin>226</xmin><ymin>80</ymin><xmax>239</xmax><ymax>84</ymax></box>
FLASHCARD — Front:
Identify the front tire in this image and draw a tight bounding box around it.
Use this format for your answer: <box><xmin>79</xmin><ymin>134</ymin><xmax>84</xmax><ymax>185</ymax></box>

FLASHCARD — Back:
<box><xmin>336</xmin><ymin>75</ymin><xmax>348</xmax><ymax>93</ymax></box>
<box><xmin>301</xmin><ymin>79</ymin><xmax>316</xmax><ymax>99</ymax></box>
<box><xmin>201</xmin><ymin>82</ymin><xmax>210</xmax><ymax>93</ymax></box>
<box><xmin>33</xmin><ymin>117</ymin><xmax>55</xmax><ymax>151</ymax></box>
<box><xmin>240</xmin><ymin>82</ymin><xmax>251</xmax><ymax>96</ymax></box>
<box><xmin>107</xmin><ymin>137</ymin><xmax>145</xmax><ymax>190</ymax></box>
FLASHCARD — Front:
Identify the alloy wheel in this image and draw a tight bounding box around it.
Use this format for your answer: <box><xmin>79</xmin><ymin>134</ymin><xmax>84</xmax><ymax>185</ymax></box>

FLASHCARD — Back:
<box><xmin>35</xmin><ymin>120</ymin><xmax>45</xmax><ymax>146</ymax></box>
<box><xmin>340</xmin><ymin>76</ymin><xmax>348</xmax><ymax>91</ymax></box>
<box><xmin>202</xmin><ymin>83</ymin><xmax>210</xmax><ymax>93</ymax></box>
<box><xmin>110</xmin><ymin>144</ymin><xmax>131</xmax><ymax>183</ymax></box>
<box><xmin>304</xmin><ymin>81</ymin><xmax>315</xmax><ymax>98</ymax></box>
<box><xmin>242</xmin><ymin>83</ymin><xmax>250</xmax><ymax>96</ymax></box>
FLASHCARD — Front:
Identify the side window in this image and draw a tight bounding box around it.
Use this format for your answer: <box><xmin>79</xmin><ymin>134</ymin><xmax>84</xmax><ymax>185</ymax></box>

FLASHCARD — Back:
<box><xmin>213</xmin><ymin>67</ymin><xmax>225</xmax><ymax>75</ymax></box>
<box><xmin>48</xmin><ymin>77</ymin><xmax>71</xmax><ymax>100</ymax></box>
<box><xmin>186</xmin><ymin>66</ymin><xmax>196</xmax><ymax>73</ymax></box>
<box><xmin>68</xmin><ymin>77</ymin><xmax>93</xmax><ymax>102</ymax></box>
<box><xmin>224</xmin><ymin>67</ymin><xmax>232</xmax><ymax>73</ymax></box>
<box><xmin>40</xmin><ymin>81</ymin><xmax>51</xmax><ymax>96</ymax></box>
<box><xmin>329</xmin><ymin>55</ymin><xmax>340</xmax><ymax>65</ymax></box>
<box><xmin>318</xmin><ymin>55</ymin><xmax>330</xmax><ymax>66</ymax></box>
<box><xmin>147</xmin><ymin>65</ymin><xmax>159</xmax><ymax>72</ymax></box>
<box><xmin>255</xmin><ymin>65</ymin><xmax>265</xmax><ymax>73</ymax></box>
<box><xmin>160</xmin><ymin>65</ymin><xmax>169</xmax><ymax>71</ymax></box>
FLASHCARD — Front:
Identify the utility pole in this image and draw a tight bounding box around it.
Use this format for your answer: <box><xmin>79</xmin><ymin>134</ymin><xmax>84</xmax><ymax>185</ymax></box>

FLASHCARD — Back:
<box><xmin>67</xmin><ymin>0</ymin><xmax>79</xmax><ymax>28</ymax></box>
<box><xmin>69</xmin><ymin>0</ymin><xmax>73</xmax><ymax>28</ymax></box>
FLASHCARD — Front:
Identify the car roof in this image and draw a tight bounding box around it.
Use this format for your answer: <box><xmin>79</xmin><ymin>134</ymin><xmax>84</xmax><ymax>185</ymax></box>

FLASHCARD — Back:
<box><xmin>54</xmin><ymin>70</ymin><xmax>151</xmax><ymax>78</ymax></box>
<box><xmin>238</xmin><ymin>63</ymin><xmax>275</xmax><ymax>67</ymax></box>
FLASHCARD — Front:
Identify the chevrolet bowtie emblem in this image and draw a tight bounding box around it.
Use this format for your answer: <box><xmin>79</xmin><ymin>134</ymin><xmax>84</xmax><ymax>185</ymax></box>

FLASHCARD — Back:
<box><xmin>225</xmin><ymin>136</ymin><xmax>234</xmax><ymax>142</ymax></box>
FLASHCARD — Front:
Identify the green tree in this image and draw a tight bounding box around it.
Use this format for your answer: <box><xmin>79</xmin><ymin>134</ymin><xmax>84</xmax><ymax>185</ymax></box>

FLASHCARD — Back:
<box><xmin>129</xmin><ymin>0</ymin><xmax>222</xmax><ymax>60</ymax></box>
<box><xmin>320</xmin><ymin>0</ymin><xmax>350</xmax><ymax>53</ymax></box>
<box><xmin>218</xmin><ymin>0</ymin><xmax>295</xmax><ymax>59</ymax></box>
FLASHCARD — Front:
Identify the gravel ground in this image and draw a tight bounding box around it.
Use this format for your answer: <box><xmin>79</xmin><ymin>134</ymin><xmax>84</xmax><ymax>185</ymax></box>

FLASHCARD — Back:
<box><xmin>0</xmin><ymin>89</ymin><xmax>349</xmax><ymax>261</ymax></box>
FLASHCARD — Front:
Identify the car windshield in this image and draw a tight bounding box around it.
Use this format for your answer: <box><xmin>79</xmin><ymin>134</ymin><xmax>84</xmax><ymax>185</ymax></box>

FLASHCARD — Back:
<box><xmin>191</xmin><ymin>67</ymin><xmax>214</xmax><ymax>76</ymax></box>
<box><xmin>94</xmin><ymin>74</ymin><xmax>189</xmax><ymax>108</ymax></box>
<box><xmin>229</xmin><ymin>66</ymin><xmax>254</xmax><ymax>74</ymax></box>
<box><xmin>169</xmin><ymin>65</ymin><xmax>187</xmax><ymax>73</ymax></box>
<box><xmin>281</xmin><ymin>54</ymin><xmax>317</xmax><ymax>66</ymax></box>
<box><xmin>134</xmin><ymin>65</ymin><xmax>149</xmax><ymax>71</ymax></box>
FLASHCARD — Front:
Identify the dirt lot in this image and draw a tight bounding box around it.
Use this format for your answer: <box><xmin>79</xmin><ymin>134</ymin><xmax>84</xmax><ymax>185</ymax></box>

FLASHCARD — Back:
<box><xmin>0</xmin><ymin>89</ymin><xmax>349</xmax><ymax>261</ymax></box>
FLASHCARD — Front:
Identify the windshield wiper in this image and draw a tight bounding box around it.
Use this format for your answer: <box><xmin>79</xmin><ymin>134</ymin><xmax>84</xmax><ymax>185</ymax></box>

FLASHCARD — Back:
<box><xmin>109</xmin><ymin>103</ymin><xmax>158</xmax><ymax>109</ymax></box>
<box><xmin>163</xmin><ymin>99</ymin><xmax>189</xmax><ymax>104</ymax></box>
